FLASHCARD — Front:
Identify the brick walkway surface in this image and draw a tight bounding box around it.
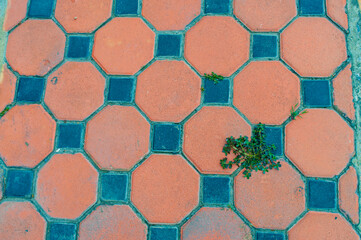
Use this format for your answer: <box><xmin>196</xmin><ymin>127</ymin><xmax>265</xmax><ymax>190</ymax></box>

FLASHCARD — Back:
<box><xmin>0</xmin><ymin>0</ymin><xmax>360</xmax><ymax>239</ymax></box>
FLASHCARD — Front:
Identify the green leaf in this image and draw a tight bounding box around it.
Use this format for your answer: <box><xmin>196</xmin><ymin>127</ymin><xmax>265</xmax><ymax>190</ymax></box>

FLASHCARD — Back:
<box><xmin>219</xmin><ymin>123</ymin><xmax>281</xmax><ymax>179</ymax></box>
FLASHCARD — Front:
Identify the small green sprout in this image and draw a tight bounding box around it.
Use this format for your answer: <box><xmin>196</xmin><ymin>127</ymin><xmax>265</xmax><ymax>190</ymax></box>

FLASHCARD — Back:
<box><xmin>204</xmin><ymin>72</ymin><xmax>224</xmax><ymax>84</ymax></box>
<box><xmin>0</xmin><ymin>105</ymin><xmax>11</xmax><ymax>118</ymax></box>
<box><xmin>290</xmin><ymin>103</ymin><xmax>308</xmax><ymax>120</ymax></box>
<box><xmin>220</xmin><ymin>123</ymin><xmax>281</xmax><ymax>179</ymax></box>
<box><xmin>201</xmin><ymin>87</ymin><xmax>205</xmax><ymax>92</ymax></box>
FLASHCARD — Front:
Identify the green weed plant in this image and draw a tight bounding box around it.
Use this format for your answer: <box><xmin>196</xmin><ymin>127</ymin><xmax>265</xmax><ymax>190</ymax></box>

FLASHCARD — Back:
<box><xmin>220</xmin><ymin>123</ymin><xmax>281</xmax><ymax>179</ymax></box>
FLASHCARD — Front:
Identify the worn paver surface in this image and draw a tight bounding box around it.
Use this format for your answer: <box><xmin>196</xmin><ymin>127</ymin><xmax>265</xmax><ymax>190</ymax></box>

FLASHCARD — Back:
<box><xmin>0</xmin><ymin>0</ymin><xmax>360</xmax><ymax>239</ymax></box>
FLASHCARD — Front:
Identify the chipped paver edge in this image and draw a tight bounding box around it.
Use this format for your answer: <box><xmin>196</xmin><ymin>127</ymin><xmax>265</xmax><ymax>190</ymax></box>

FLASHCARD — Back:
<box><xmin>347</xmin><ymin>0</ymin><xmax>361</xmax><ymax>232</ymax></box>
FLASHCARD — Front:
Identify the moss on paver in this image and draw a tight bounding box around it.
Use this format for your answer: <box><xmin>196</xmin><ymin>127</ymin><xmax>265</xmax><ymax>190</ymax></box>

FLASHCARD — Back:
<box><xmin>346</xmin><ymin>0</ymin><xmax>361</xmax><ymax>232</ymax></box>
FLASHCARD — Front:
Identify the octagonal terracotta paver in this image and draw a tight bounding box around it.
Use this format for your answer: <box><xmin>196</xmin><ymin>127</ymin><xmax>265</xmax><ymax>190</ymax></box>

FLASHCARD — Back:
<box><xmin>55</xmin><ymin>0</ymin><xmax>112</xmax><ymax>33</ymax></box>
<box><xmin>93</xmin><ymin>17</ymin><xmax>155</xmax><ymax>75</ymax></box>
<box><xmin>6</xmin><ymin>19</ymin><xmax>65</xmax><ymax>76</ymax></box>
<box><xmin>3</xmin><ymin>0</ymin><xmax>29</xmax><ymax>31</ymax></box>
<box><xmin>0</xmin><ymin>65</ymin><xmax>16</xmax><ymax>112</ymax></box>
<box><xmin>333</xmin><ymin>64</ymin><xmax>355</xmax><ymax>120</ymax></box>
<box><xmin>327</xmin><ymin>0</ymin><xmax>348</xmax><ymax>29</ymax></box>
<box><xmin>85</xmin><ymin>105</ymin><xmax>150</xmax><ymax>170</ymax></box>
<box><xmin>285</xmin><ymin>109</ymin><xmax>354</xmax><ymax>177</ymax></box>
<box><xmin>0</xmin><ymin>105</ymin><xmax>56</xmax><ymax>168</ymax></box>
<box><xmin>182</xmin><ymin>207</ymin><xmax>252</xmax><ymax>240</ymax></box>
<box><xmin>36</xmin><ymin>153</ymin><xmax>98</xmax><ymax>219</ymax></box>
<box><xmin>234</xmin><ymin>0</ymin><xmax>297</xmax><ymax>31</ymax></box>
<box><xmin>45</xmin><ymin>61</ymin><xmax>105</xmax><ymax>121</ymax></box>
<box><xmin>281</xmin><ymin>17</ymin><xmax>347</xmax><ymax>77</ymax></box>
<box><xmin>136</xmin><ymin>60</ymin><xmax>201</xmax><ymax>122</ymax></box>
<box><xmin>184</xmin><ymin>106</ymin><xmax>252</xmax><ymax>174</ymax></box>
<box><xmin>131</xmin><ymin>154</ymin><xmax>199</xmax><ymax>224</ymax></box>
<box><xmin>233</xmin><ymin>61</ymin><xmax>300</xmax><ymax>125</ymax></box>
<box><xmin>235</xmin><ymin>160</ymin><xmax>305</xmax><ymax>229</ymax></box>
<box><xmin>339</xmin><ymin>167</ymin><xmax>360</xmax><ymax>224</ymax></box>
<box><xmin>288</xmin><ymin>212</ymin><xmax>359</xmax><ymax>240</ymax></box>
<box><xmin>78</xmin><ymin>205</ymin><xmax>147</xmax><ymax>240</ymax></box>
<box><xmin>185</xmin><ymin>16</ymin><xmax>250</xmax><ymax>77</ymax></box>
<box><xmin>142</xmin><ymin>0</ymin><xmax>201</xmax><ymax>31</ymax></box>
<box><xmin>0</xmin><ymin>201</ymin><xmax>46</xmax><ymax>240</ymax></box>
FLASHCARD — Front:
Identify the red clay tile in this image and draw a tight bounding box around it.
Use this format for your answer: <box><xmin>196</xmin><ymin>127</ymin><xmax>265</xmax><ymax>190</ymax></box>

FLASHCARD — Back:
<box><xmin>0</xmin><ymin>105</ymin><xmax>55</xmax><ymax>167</ymax></box>
<box><xmin>6</xmin><ymin>19</ymin><xmax>66</xmax><ymax>76</ymax></box>
<box><xmin>0</xmin><ymin>201</ymin><xmax>46</xmax><ymax>239</ymax></box>
<box><xmin>136</xmin><ymin>60</ymin><xmax>201</xmax><ymax>122</ymax></box>
<box><xmin>36</xmin><ymin>153</ymin><xmax>98</xmax><ymax>219</ymax></box>
<box><xmin>93</xmin><ymin>18</ymin><xmax>155</xmax><ymax>75</ymax></box>
<box><xmin>183</xmin><ymin>106</ymin><xmax>252</xmax><ymax>174</ymax></box>
<box><xmin>327</xmin><ymin>0</ymin><xmax>348</xmax><ymax>29</ymax></box>
<box><xmin>131</xmin><ymin>154</ymin><xmax>199</xmax><ymax>223</ymax></box>
<box><xmin>285</xmin><ymin>109</ymin><xmax>354</xmax><ymax>177</ymax></box>
<box><xmin>333</xmin><ymin>64</ymin><xmax>355</xmax><ymax>120</ymax></box>
<box><xmin>55</xmin><ymin>0</ymin><xmax>112</xmax><ymax>33</ymax></box>
<box><xmin>78</xmin><ymin>205</ymin><xmax>147</xmax><ymax>240</ymax></box>
<box><xmin>182</xmin><ymin>207</ymin><xmax>252</xmax><ymax>240</ymax></box>
<box><xmin>142</xmin><ymin>0</ymin><xmax>201</xmax><ymax>31</ymax></box>
<box><xmin>185</xmin><ymin>16</ymin><xmax>250</xmax><ymax>77</ymax></box>
<box><xmin>281</xmin><ymin>17</ymin><xmax>347</xmax><ymax>77</ymax></box>
<box><xmin>234</xmin><ymin>0</ymin><xmax>296</xmax><ymax>31</ymax></box>
<box><xmin>45</xmin><ymin>61</ymin><xmax>105</xmax><ymax>121</ymax></box>
<box><xmin>3</xmin><ymin>0</ymin><xmax>28</xmax><ymax>31</ymax></box>
<box><xmin>233</xmin><ymin>61</ymin><xmax>300</xmax><ymax>125</ymax></box>
<box><xmin>0</xmin><ymin>65</ymin><xmax>16</xmax><ymax>112</ymax></box>
<box><xmin>339</xmin><ymin>166</ymin><xmax>360</xmax><ymax>224</ymax></box>
<box><xmin>288</xmin><ymin>212</ymin><xmax>359</xmax><ymax>240</ymax></box>
<box><xmin>235</xmin><ymin>160</ymin><xmax>305</xmax><ymax>229</ymax></box>
<box><xmin>85</xmin><ymin>105</ymin><xmax>150</xmax><ymax>170</ymax></box>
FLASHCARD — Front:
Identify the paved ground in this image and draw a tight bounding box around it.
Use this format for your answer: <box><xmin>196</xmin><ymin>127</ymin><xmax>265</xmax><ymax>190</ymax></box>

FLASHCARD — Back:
<box><xmin>0</xmin><ymin>0</ymin><xmax>360</xmax><ymax>239</ymax></box>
